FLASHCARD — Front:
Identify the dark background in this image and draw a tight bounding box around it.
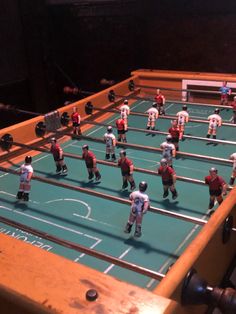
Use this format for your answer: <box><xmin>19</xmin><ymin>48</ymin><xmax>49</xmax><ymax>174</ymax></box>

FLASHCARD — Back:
<box><xmin>1</xmin><ymin>0</ymin><xmax>236</xmax><ymax>127</ymax></box>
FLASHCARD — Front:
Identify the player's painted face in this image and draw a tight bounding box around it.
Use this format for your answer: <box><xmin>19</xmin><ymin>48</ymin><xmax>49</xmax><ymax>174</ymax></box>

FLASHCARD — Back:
<box><xmin>82</xmin><ymin>148</ymin><xmax>88</xmax><ymax>155</ymax></box>
<box><xmin>209</xmin><ymin>170</ymin><xmax>217</xmax><ymax>178</ymax></box>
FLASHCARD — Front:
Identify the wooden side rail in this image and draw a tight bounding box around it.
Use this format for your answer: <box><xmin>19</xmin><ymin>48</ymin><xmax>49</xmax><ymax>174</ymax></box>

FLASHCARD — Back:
<box><xmin>154</xmin><ymin>187</ymin><xmax>236</xmax><ymax>313</ymax></box>
<box><xmin>0</xmin><ymin>233</ymin><xmax>185</xmax><ymax>314</ymax></box>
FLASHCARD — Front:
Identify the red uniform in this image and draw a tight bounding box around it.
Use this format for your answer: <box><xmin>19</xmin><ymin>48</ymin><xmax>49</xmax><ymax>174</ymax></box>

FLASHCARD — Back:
<box><xmin>50</xmin><ymin>144</ymin><xmax>63</xmax><ymax>161</ymax></box>
<box><xmin>118</xmin><ymin>157</ymin><xmax>133</xmax><ymax>175</ymax></box>
<box><xmin>205</xmin><ymin>175</ymin><xmax>225</xmax><ymax>192</ymax></box>
<box><xmin>116</xmin><ymin>118</ymin><xmax>125</xmax><ymax>131</ymax></box>
<box><xmin>168</xmin><ymin>127</ymin><xmax>180</xmax><ymax>140</ymax></box>
<box><xmin>231</xmin><ymin>101</ymin><xmax>236</xmax><ymax>112</ymax></box>
<box><xmin>71</xmin><ymin>112</ymin><xmax>81</xmax><ymax>124</ymax></box>
<box><xmin>155</xmin><ymin>94</ymin><xmax>164</xmax><ymax>105</ymax></box>
<box><xmin>82</xmin><ymin>151</ymin><xmax>96</xmax><ymax>168</ymax></box>
<box><xmin>158</xmin><ymin>166</ymin><xmax>175</xmax><ymax>182</ymax></box>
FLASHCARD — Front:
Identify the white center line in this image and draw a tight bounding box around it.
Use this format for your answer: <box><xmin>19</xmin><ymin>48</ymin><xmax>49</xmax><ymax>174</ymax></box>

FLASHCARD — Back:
<box><xmin>103</xmin><ymin>246</ymin><xmax>133</xmax><ymax>274</ymax></box>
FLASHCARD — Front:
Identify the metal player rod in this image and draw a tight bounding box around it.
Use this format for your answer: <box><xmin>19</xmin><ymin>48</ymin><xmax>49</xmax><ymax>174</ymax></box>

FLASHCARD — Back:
<box><xmin>115</xmin><ymin>93</ymin><xmax>233</xmax><ymax>110</ymax></box>
<box><xmin>0</xmin><ymin>215</ymin><xmax>165</xmax><ymax>281</ymax></box>
<box><xmin>0</xmin><ymin>165</ymin><xmax>211</xmax><ymax>226</ymax></box>
<box><xmin>1</xmin><ymin>132</ymin><xmax>231</xmax><ymax>166</ymax></box>
<box><xmin>136</xmin><ymin>84</ymin><xmax>236</xmax><ymax>96</ymax></box>
<box><xmin>74</xmin><ymin>134</ymin><xmax>232</xmax><ymax>165</ymax></box>
<box><xmin>90</xmin><ymin>105</ymin><xmax>236</xmax><ymax>127</ymax></box>
<box><xmin>129</xmin><ymin>111</ymin><xmax>236</xmax><ymax>127</ymax></box>
<box><xmin>82</xmin><ymin>119</ymin><xmax>236</xmax><ymax>146</ymax></box>
<box><xmin>1</xmin><ymin>139</ymin><xmax>208</xmax><ymax>187</ymax></box>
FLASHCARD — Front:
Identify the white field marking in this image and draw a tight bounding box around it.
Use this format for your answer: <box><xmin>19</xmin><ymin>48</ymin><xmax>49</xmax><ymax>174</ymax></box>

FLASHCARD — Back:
<box><xmin>73</xmin><ymin>213</ymin><xmax>119</xmax><ymax>229</ymax></box>
<box><xmin>0</xmin><ymin>192</ymin><xmax>102</xmax><ymax>240</ymax></box>
<box><xmin>163</xmin><ymin>103</ymin><xmax>174</xmax><ymax>112</ymax></box>
<box><xmin>146</xmin><ymin>213</ymin><xmax>209</xmax><ymax>289</ymax></box>
<box><xmin>45</xmin><ymin>198</ymin><xmax>91</xmax><ymax>219</ymax></box>
<box><xmin>74</xmin><ymin>238</ymin><xmax>102</xmax><ymax>262</ymax></box>
<box><xmin>103</xmin><ymin>246</ymin><xmax>133</xmax><ymax>274</ymax></box>
<box><xmin>0</xmin><ymin>190</ymin><xmax>40</xmax><ymax>204</ymax></box>
<box><xmin>0</xmin><ymin>205</ymin><xmax>101</xmax><ymax>241</ymax></box>
<box><xmin>86</xmin><ymin>101</ymin><xmax>146</xmax><ymax>136</ymax></box>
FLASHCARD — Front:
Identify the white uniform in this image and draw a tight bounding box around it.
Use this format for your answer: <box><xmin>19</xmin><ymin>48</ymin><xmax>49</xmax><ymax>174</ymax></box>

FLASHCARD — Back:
<box><xmin>130</xmin><ymin>190</ymin><xmax>149</xmax><ymax>216</ymax></box>
<box><xmin>20</xmin><ymin>164</ymin><xmax>33</xmax><ymax>182</ymax></box>
<box><xmin>208</xmin><ymin>114</ymin><xmax>222</xmax><ymax>130</ymax></box>
<box><xmin>147</xmin><ymin>107</ymin><xmax>159</xmax><ymax>122</ymax></box>
<box><xmin>160</xmin><ymin>141</ymin><xmax>175</xmax><ymax>163</ymax></box>
<box><xmin>120</xmin><ymin>104</ymin><xmax>130</xmax><ymax>119</ymax></box>
<box><xmin>104</xmin><ymin>132</ymin><xmax>116</xmax><ymax>148</ymax></box>
<box><xmin>230</xmin><ymin>153</ymin><xmax>236</xmax><ymax>170</ymax></box>
<box><xmin>176</xmin><ymin>110</ymin><xmax>189</xmax><ymax>126</ymax></box>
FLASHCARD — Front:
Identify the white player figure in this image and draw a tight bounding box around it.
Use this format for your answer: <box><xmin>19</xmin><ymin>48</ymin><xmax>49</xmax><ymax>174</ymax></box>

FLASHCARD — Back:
<box><xmin>229</xmin><ymin>152</ymin><xmax>236</xmax><ymax>186</ymax></box>
<box><xmin>160</xmin><ymin>135</ymin><xmax>176</xmax><ymax>167</ymax></box>
<box><xmin>120</xmin><ymin>99</ymin><xmax>130</xmax><ymax>131</ymax></box>
<box><xmin>104</xmin><ymin>126</ymin><xmax>116</xmax><ymax>161</ymax></box>
<box><xmin>16</xmin><ymin>156</ymin><xmax>33</xmax><ymax>202</ymax></box>
<box><xmin>124</xmin><ymin>181</ymin><xmax>150</xmax><ymax>238</ymax></box>
<box><xmin>146</xmin><ymin>103</ymin><xmax>159</xmax><ymax>130</ymax></box>
<box><xmin>206</xmin><ymin>108</ymin><xmax>222</xmax><ymax>139</ymax></box>
<box><xmin>176</xmin><ymin>105</ymin><xmax>189</xmax><ymax>140</ymax></box>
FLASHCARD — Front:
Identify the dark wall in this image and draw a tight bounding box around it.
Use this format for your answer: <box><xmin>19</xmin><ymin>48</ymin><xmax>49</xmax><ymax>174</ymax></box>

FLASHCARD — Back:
<box><xmin>1</xmin><ymin>0</ymin><xmax>236</xmax><ymax>128</ymax></box>
<box><xmin>145</xmin><ymin>0</ymin><xmax>236</xmax><ymax>73</ymax></box>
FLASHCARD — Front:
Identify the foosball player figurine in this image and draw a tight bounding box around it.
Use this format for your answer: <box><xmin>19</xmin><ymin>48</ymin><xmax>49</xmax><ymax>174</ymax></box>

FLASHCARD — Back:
<box><xmin>118</xmin><ymin>150</ymin><xmax>136</xmax><ymax>190</ymax></box>
<box><xmin>206</xmin><ymin>108</ymin><xmax>222</xmax><ymax>139</ymax></box>
<box><xmin>103</xmin><ymin>126</ymin><xmax>116</xmax><ymax>161</ymax></box>
<box><xmin>146</xmin><ymin>103</ymin><xmax>159</xmax><ymax>131</ymax></box>
<box><xmin>168</xmin><ymin>120</ymin><xmax>180</xmax><ymax>151</ymax></box>
<box><xmin>157</xmin><ymin>158</ymin><xmax>178</xmax><ymax>200</ymax></box>
<box><xmin>71</xmin><ymin>106</ymin><xmax>81</xmax><ymax>136</ymax></box>
<box><xmin>205</xmin><ymin>167</ymin><xmax>227</xmax><ymax>215</ymax></box>
<box><xmin>124</xmin><ymin>181</ymin><xmax>150</xmax><ymax>238</ymax></box>
<box><xmin>16</xmin><ymin>155</ymin><xmax>33</xmax><ymax>202</ymax></box>
<box><xmin>120</xmin><ymin>99</ymin><xmax>130</xmax><ymax>131</ymax></box>
<box><xmin>229</xmin><ymin>152</ymin><xmax>236</xmax><ymax>186</ymax></box>
<box><xmin>82</xmin><ymin>144</ymin><xmax>101</xmax><ymax>181</ymax></box>
<box><xmin>219</xmin><ymin>81</ymin><xmax>231</xmax><ymax>106</ymax></box>
<box><xmin>160</xmin><ymin>135</ymin><xmax>176</xmax><ymax>168</ymax></box>
<box><xmin>176</xmin><ymin>105</ymin><xmax>189</xmax><ymax>141</ymax></box>
<box><xmin>116</xmin><ymin>117</ymin><xmax>127</xmax><ymax>143</ymax></box>
<box><xmin>50</xmin><ymin>138</ymin><xmax>68</xmax><ymax>174</ymax></box>
<box><xmin>154</xmin><ymin>89</ymin><xmax>166</xmax><ymax>115</ymax></box>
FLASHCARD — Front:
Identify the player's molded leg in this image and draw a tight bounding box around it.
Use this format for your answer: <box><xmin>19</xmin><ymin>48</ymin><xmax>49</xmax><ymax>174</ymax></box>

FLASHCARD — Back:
<box><xmin>111</xmin><ymin>153</ymin><xmax>116</xmax><ymax>161</ymax></box>
<box><xmin>56</xmin><ymin>164</ymin><xmax>62</xmax><ymax>173</ymax></box>
<box><xmin>124</xmin><ymin>222</ymin><xmax>132</xmax><ymax>233</ymax></box>
<box><xmin>122</xmin><ymin>179</ymin><xmax>128</xmax><ymax>190</ymax></box>
<box><xmin>88</xmin><ymin>172</ymin><xmax>94</xmax><ymax>180</ymax></box>
<box><xmin>229</xmin><ymin>177</ymin><xmax>235</xmax><ymax>186</ymax></box>
<box><xmin>16</xmin><ymin>191</ymin><xmax>24</xmax><ymax>200</ymax></box>
<box><xmin>130</xmin><ymin>180</ymin><xmax>136</xmax><ymax>191</ymax></box>
<box><xmin>105</xmin><ymin>154</ymin><xmax>110</xmax><ymax>160</ymax></box>
<box><xmin>171</xmin><ymin>189</ymin><xmax>178</xmax><ymax>200</ymax></box>
<box><xmin>23</xmin><ymin>193</ymin><xmax>29</xmax><ymax>201</ymax></box>
<box><xmin>163</xmin><ymin>188</ymin><xmax>169</xmax><ymax>198</ymax></box>
<box><xmin>208</xmin><ymin>199</ymin><xmax>215</xmax><ymax>209</ymax></box>
<box><xmin>95</xmin><ymin>170</ymin><xmax>101</xmax><ymax>181</ymax></box>
<box><xmin>62</xmin><ymin>164</ymin><xmax>68</xmax><ymax>174</ymax></box>
<box><xmin>134</xmin><ymin>225</ymin><xmax>142</xmax><ymax>237</ymax></box>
